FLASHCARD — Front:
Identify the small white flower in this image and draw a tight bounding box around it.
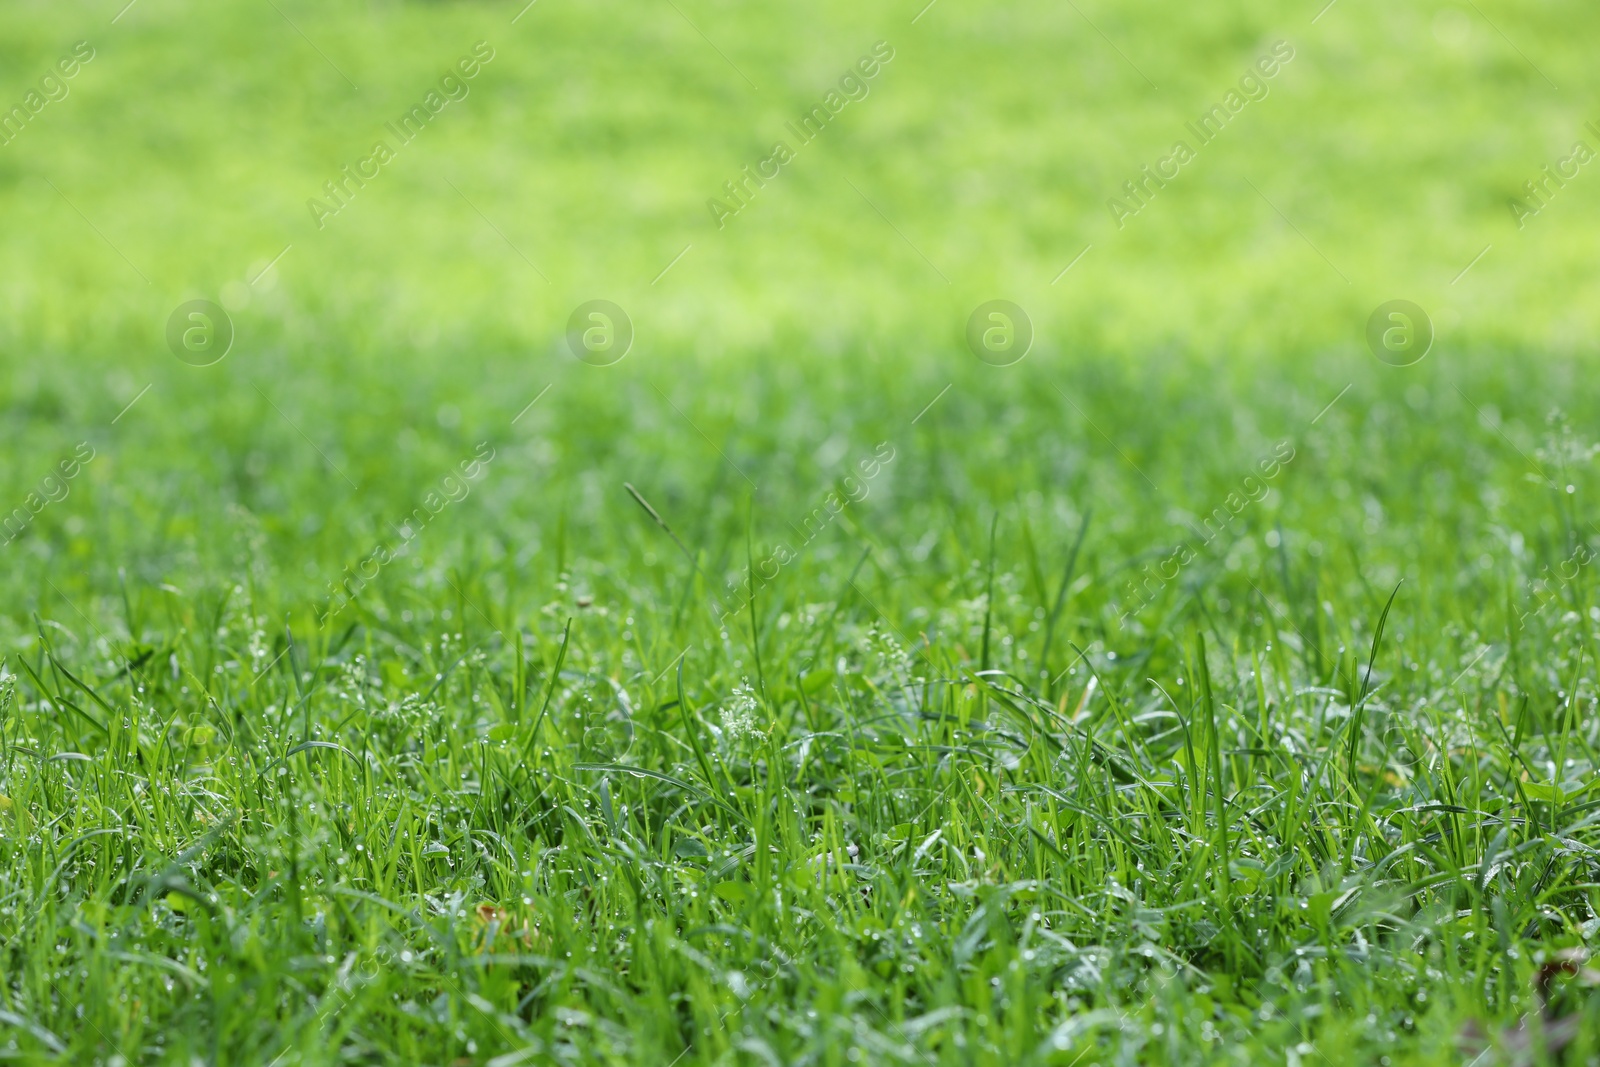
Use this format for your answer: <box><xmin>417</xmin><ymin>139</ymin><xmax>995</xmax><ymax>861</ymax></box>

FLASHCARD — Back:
<box><xmin>721</xmin><ymin>682</ymin><xmax>762</xmax><ymax>741</ymax></box>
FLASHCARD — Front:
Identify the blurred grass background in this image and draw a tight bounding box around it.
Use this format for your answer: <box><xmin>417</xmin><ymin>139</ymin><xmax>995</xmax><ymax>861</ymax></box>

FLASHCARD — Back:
<box><xmin>0</xmin><ymin>0</ymin><xmax>1595</xmax><ymax>371</ymax></box>
<box><xmin>2</xmin><ymin>0</ymin><xmax>1597</xmax><ymax>647</ymax></box>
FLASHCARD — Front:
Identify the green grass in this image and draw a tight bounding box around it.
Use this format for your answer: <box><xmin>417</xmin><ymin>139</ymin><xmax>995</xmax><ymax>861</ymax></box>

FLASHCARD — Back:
<box><xmin>4</xmin><ymin>0</ymin><xmax>1600</xmax><ymax>1063</ymax></box>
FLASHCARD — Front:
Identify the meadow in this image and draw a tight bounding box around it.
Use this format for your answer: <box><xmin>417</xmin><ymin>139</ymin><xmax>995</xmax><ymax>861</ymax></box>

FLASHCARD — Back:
<box><xmin>2</xmin><ymin>0</ymin><xmax>1600</xmax><ymax>1062</ymax></box>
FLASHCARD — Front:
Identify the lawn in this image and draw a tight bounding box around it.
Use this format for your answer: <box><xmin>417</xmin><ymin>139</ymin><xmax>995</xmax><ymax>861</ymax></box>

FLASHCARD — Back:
<box><xmin>3</xmin><ymin>0</ymin><xmax>1600</xmax><ymax>1063</ymax></box>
